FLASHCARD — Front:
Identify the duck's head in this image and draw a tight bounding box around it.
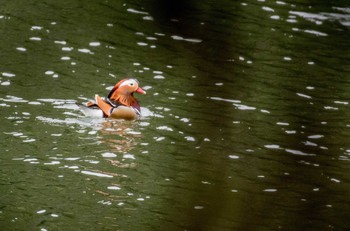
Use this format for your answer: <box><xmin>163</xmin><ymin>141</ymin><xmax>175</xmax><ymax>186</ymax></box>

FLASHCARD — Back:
<box><xmin>107</xmin><ymin>78</ymin><xmax>146</xmax><ymax>106</ymax></box>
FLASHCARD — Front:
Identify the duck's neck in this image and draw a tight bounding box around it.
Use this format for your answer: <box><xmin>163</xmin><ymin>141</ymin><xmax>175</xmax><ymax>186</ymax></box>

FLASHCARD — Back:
<box><xmin>110</xmin><ymin>93</ymin><xmax>138</xmax><ymax>108</ymax></box>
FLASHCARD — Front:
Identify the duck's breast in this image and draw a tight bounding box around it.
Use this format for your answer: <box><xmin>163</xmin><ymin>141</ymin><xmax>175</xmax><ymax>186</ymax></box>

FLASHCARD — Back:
<box><xmin>110</xmin><ymin>106</ymin><xmax>139</xmax><ymax>120</ymax></box>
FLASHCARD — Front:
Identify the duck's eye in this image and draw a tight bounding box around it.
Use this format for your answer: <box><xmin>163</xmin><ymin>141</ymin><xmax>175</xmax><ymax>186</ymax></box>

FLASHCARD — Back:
<box><xmin>130</xmin><ymin>83</ymin><xmax>134</xmax><ymax>86</ymax></box>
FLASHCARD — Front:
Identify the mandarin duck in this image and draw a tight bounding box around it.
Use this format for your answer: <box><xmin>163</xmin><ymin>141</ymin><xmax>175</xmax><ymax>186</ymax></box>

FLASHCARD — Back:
<box><xmin>80</xmin><ymin>78</ymin><xmax>146</xmax><ymax>120</ymax></box>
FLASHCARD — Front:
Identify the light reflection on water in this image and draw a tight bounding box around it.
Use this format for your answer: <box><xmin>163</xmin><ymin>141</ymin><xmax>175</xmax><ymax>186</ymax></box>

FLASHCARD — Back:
<box><xmin>1</xmin><ymin>0</ymin><xmax>350</xmax><ymax>230</ymax></box>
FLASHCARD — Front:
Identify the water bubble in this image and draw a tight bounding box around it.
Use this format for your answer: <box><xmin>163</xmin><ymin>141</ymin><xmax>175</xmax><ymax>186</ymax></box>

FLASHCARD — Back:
<box><xmin>1</xmin><ymin>81</ymin><xmax>10</xmax><ymax>86</ymax></box>
<box><xmin>143</xmin><ymin>16</ymin><xmax>154</xmax><ymax>21</ymax></box>
<box><xmin>264</xmin><ymin>144</ymin><xmax>281</xmax><ymax>149</ymax></box>
<box><xmin>297</xmin><ymin>93</ymin><xmax>312</xmax><ymax>99</ymax></box>
<box><xmin>44</xmin><ymin>161</ymin><xmax>60</xmax><ymax>165</ymax></box>
<box><xmin>29</xmin><ymin>37</ymin><xmax>41</xmax><ymax>41</ymax></box>
<box><xmin>16</xmin><ymin>47</ymin><xmax>27</xmax><ymax>52</ymax></box>
<box><xmin>61</xmin><ymin>56</ymin><xmax>71</xmax><ymax>60</ymax></box>
<box><xmin>260</xmin><ymin>109</ymin><xmax>270</xmax><ymax>114</ymax></box>
<box><xmin>89</xmin><ymin>42</ymin><xmax>100</xmax><ymax>47</ymax></box>
<box><xmin>137</xmin><ymin>42</ymin><xmax>148</xmax><ymax>46</ymax></box>
<box><xmin>102</xmin><ymin>152</ymin><xmax>117</xmax><ymax>158</ymax></box>
<box><xmin>334</xmin><ymin>101</ymin><xmax>348</xmax><ymax>105</ymax></box>
<box><xmin>55</xmin><ymin>40</ymin><xmax>67</xmax><ymax>45</ymax></box>
<box><xmin>123</xmin><ymin>154</ymin><xmax>135</xmax><ymax>159</ymax></box>
<box><xmin>228</xmin><ymin>155</ymin><xmax>240</xmax><ymax>159</ymax></box>
<box><xmin>185</xmin><ymin>136</ymin><xmax>195</xmax><ymax>142</ymax></box>
<box><xmin>78</xmin><ymin>48</ymin><xmax>93</xmax><ymax>54</ymax></box>
<box><xmin>2</xmin><ymin>72</ymin><xmax>15</xmax><ymax>77</ymax></box>
<box><xmin>307</xmin><ymin>134</ymin><xmax>324</xmax><ymax>139</ymax></box>
<box><xmin>127</xmin><ymin>8</ymin><xmax>148</xmax><ymax>15</ymax></box>
<box><xmin>31</xmin><ymin>26</ymin><xmax>43</xmax><ymax>30</ymax></box>
<box><xmin>154</xmin><ymin>137</ymin><xmax>165</xmax><ymax>141</ymax></box>
<box><xmin>263</xmin><ymin>189</ymin><xmax>277</xmax><ymax>192</ymax></box>
<box><xmin>81</xmin><ymin>170</ymin><xmax>113</xmax><ymax>178</ymax></box>
<box><xmin>330</xmin><ymin>178</ymin><xmax>340</xmax><ymax>183</ymax></box>
<box><xmin>45</xmin><ymin>70</ymin><xmax>54</xmax><ymax>75</ymax></box>
<box><xmin>36</xmin><ymin>210</ymin><xmax>46</xmax><ymax>214</ymax></box>
<box><xmin>157</xmin><ymin>126</ymin><xmax>173</xmax><ymax>131</ymax></box>
<box><xmin>262</xmin><ymin>6</ymin><xmax>274</xmax><ymax>12</ymax></box>
<box><xmin>107</xmin><ymin>186</ymin><xmax>121</xmax><ymax>190</ymax></box>
<box><xmin>154</xmin><ymin>75</ymin><xmax>165</xmax><ymax>79</ymax></box>
<box><xmin>62</xmin><ymin>47</ymin><xmax>74</xmax><ymax>51</ymax></box>
<box><xmin>271</xmin><ymin>15</ymin><xmax>280</xmax><ymax>20</ymax></box>
<box><xmin>277</xmin><ymin>122</ymin><xmax>289</xmax><ymax>126</ymax></box>
<box><xmin>146</xmin><ymin>36</ymin><xmax>157</xmax><ymax>41</ymax></box>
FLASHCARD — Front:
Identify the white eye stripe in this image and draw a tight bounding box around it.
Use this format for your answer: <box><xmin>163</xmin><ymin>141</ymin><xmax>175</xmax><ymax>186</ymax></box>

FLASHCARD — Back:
<box><xmin>119</xmin><ymin>79</ymin><xmax>138</xmax><ymax>87</ymax></box>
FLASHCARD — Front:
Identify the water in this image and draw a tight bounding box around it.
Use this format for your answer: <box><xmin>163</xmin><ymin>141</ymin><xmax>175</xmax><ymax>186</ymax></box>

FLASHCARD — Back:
<box><xmin>1</xmin><ymin>0</ymin><xmax>350</xmax><ymax>230</ymax></box>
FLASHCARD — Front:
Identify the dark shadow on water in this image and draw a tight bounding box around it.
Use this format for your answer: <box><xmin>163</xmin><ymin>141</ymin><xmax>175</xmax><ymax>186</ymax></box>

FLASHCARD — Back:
<box><xmin>137</xmin><ymin>0</ymin><xmax>350</xmax><ymax>230</ymax></box>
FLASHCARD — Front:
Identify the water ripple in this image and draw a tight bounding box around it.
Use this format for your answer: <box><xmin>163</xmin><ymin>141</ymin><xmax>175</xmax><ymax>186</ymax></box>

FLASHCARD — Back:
<box><xmin>285</xmin><ymin>149</ymin><xmax>316</xmax><ymax>156</ymax></box>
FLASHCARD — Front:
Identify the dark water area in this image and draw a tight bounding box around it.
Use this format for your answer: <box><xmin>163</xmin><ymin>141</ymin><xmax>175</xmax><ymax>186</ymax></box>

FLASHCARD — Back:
<box><xmin>1</xmin><ymin>0</ymin><xmax>350</xmax><ymax>230</ymax></box>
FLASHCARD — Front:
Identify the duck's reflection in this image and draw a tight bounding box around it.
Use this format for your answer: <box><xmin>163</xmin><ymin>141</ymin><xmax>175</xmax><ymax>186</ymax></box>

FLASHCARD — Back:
<box><xmin>98</xmin><ymin>119</ymin><xmax>141</xmax><ymax>168</ymax></box>
<box><xmin>88</xmin><ymin>119</ymin><xmax>143</xmax><ymax>201</ymax></box>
